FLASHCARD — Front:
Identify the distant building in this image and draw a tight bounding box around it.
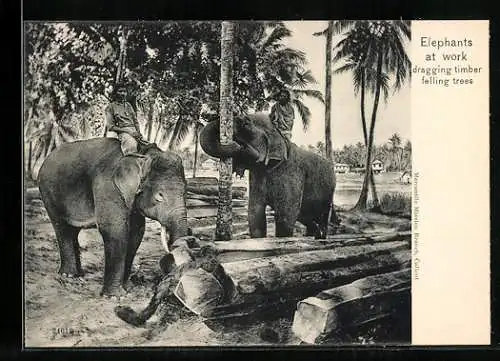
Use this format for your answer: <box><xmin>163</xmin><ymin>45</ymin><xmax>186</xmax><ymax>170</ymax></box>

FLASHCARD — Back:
<box><xmin>351</xmin><ymin>167</ymin><xmax>365</xmax><ymax>174</ymax></box>
<box><xmin>400</xmin><ymin>171</ymin><xmax>412</xmax><ymax>184</ymax></box>
<box><xmin>372</xmin><ymin>160</ymin><xmax>384</xmax><ymax>174</ymax></box>
<box><xmin>334</xmin><ymin>163</ymin><xmax>350</xmax><ymax>174</ymax></box>
<box><xmin>201</xmin><ymin>158</ymin><xmax>218</xmax><ymax>170</ymax></box>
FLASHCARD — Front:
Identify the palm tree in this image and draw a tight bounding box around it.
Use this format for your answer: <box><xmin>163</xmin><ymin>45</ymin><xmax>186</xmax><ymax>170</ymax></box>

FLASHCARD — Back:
<box><xmin>389</xmin><ymin>133</ymin><xmax>403</xmax><ymax>171</ymax></box>
<box><xmin>115</xmin><ymin>25</ymin><xmax>129</xmax><ymax>84</ymax></box>
<box><xmin>314</xmin><ymin>21</ymin><xmax>355</xmax><ymax>161</ymax></box>
<box><xmin>239</xmin><ymin>22</ymin><xmax>324</xmax><ymax>130</ymax></box>
<box><xmin>333</xmin><ymin>20</ymin><xmax>410</xmax><ymax>211</ymax></box>
<box><xmin>216</xmin><ymin>21</ymin><xmax>236</xmax><ymax>241</ymax></box>
<box><xmin>333</xmin><ymin>22</ymin><xmax>388</xmax><ymax>210</ymax></box>
<box><xmin>356</xmin><ymin>21</ymin><xmax>410</xmax><ymax>210</ymax></box>
<box><xmin>26</xmin><ymin>111</ymin><xmax>81</xmax><ymax>178</ymax></box>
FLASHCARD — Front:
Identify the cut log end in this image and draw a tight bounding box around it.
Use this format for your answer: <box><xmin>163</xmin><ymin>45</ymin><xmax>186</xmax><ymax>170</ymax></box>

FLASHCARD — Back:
<box><xmin>174</xmin><ymin>268</ymin><xmax>225</xmax><ymax>315</ymax></box>
<box><xmin>292</xmin><ymin>268</ymin><xmax>411</xmax><ymax>344</ymax></box>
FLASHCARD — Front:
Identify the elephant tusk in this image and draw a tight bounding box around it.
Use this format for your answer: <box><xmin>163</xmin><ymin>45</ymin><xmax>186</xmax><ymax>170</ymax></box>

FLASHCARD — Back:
<box><xmin>160</xmin><ymin>224</ymin><xmax>170</xmax><ymax>254</ymax></box>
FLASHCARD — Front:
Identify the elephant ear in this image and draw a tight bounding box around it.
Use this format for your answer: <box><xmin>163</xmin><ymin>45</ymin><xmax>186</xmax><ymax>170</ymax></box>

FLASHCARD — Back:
<box><xmin>113</xmin><ymin>155</ymin><xmax>153</xmax><ymax>208</ymax></box>
<box><xmin>264</xmin><ymin>131</ymin><xmax>289</xmax><ymax>166</ymax></box>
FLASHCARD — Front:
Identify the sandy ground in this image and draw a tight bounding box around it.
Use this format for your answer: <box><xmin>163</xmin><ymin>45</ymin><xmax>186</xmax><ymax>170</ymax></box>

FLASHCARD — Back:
<box><xmin>23</xmin><ymin>177</ymin><xmax>411</xmax><ymax>348</ymax></box>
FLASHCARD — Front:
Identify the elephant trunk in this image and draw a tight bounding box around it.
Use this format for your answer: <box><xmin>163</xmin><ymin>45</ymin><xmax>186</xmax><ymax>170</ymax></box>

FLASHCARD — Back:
<box><xmin>200</xmin><ymin>121</ymin><xmax>243</xmax><ymax>158</ymax></box>
<box><xmin>160</xmin><ymin>206</ymin><xmax>189</xmax><ymax>253</ymax></box>
<box><xmin>199</xmin><ymin>121</ymin><xmax>263</xmax><ymax>163</ymax></box>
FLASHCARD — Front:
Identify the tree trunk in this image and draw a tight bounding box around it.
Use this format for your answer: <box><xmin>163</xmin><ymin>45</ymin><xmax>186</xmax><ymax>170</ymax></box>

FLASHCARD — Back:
<box><xmin>360</xmin><ymin>71</ymin><xmax>368</xmax><ymax>146</ymax></box>
<box><xmin>354</xmin><ymin>45</ymin><xmax>384</xmax><ymax>211</ymax></box>
<box><xmin>360</xmin><ymin>70</ymin><xmax>381</xmax><ymax>211</ymax></box>
<box><xmin>27</xmin><ymin>141</ymin><xmax>33</xmax><ymax>180</ymax></box>
<box><xmin>168</xmin><ymin>116</ymin><xmax>184</xmax><ymax>150</ymax></box>
<box><xmin>193</xmin><ymin>128</ymin><xmax>199</xmax><ymax>178</ymax></box>
<box><xmin>146</xmin><ymin>102</ymin><xmax>154</xmax><ymax>141</ymax></box>
<box><xmin>207</xmin><ymin>232</ymin><xmax>410</xmax><ymax>263</ymax></box>
<box><xmin>153</xmin><ymin>112</ymin><xmax>164</xmax><ymax>144</ymax></box>
<box><xmin>216</xmin><ymin>21</ymin><xmax>235</xmax><ymax>241</ymax></box>
<box><xmin>291</xmin><ymin>268</ymin><xmax>411</xmax><ymax>344</ymax></box>
<box><xmin>115</xmin><ymin>26</ymin><xmax>129</xmax><ymax>85</ymax></box>
<box><xmin>324</xmin><ymin>21</ymin><xmax>334</xmax><ymax>161</ymax></box>
<box><xmin>174</xmin><ymin>240</ymin><xmax>410</xmax><ymax>316</ymax></box>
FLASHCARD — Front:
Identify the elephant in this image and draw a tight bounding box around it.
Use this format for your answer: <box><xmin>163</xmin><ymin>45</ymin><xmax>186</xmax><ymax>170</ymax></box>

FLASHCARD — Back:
<box><xmin>200</xmin><ymin>112</ymin><xmax>337</xmax><ymax>239</ymax></box>
<box><xmin>37</xmin><ymin>137</ymin><xmax>189</xmax><ymax>297</ymax></box>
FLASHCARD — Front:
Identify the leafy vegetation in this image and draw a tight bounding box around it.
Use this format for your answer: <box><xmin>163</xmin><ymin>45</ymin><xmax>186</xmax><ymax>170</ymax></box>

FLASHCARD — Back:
<box><xmin>24</xmin><ymin>21</ymin><xmax>322</xmax><ymax>179</ymax></box>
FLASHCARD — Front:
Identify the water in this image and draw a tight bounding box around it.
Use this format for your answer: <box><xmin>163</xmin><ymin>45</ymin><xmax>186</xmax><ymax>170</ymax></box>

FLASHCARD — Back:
<box><xmin>189</xmin><ymin>169</ymin><xmax>411</xmax><ymax>209</ymax></box>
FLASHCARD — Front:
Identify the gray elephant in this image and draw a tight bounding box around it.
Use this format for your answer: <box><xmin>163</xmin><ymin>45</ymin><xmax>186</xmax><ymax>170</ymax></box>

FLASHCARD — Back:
<box><xmin>37</xmin><ymin>138</ymin><xmax>189</xmax><ymax>297</ymax></box>
<box><xmin>200</xmin><ymin>113</ymin><xmax>337</xmax><ymax>239</ymax></box>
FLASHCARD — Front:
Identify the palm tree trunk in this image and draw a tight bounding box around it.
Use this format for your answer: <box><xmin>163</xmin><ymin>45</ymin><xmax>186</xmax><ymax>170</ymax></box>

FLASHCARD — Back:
<box><xmin>146</xmin><ymin>103</ymin><xmax>154</xmax><ymax>141</ymax></box>
<box><xmin>27</xmin><ymin>141</ymin><xmax>33</xmax><ymax>180</ymax></box>
<box><xmin>359</xmin><ymin>70</ymin><xmax>381</xmax><ymax>211</ymax></box>
<box><xmin>115</xmin><ymin>26</ymin><xmax>129</xmax><ymax>84</ymax></box>
<box><xmin>216</xmin><ymin>21</ymin><xmax>235</xmax><ymax>241</ymax></box>
<box><xmin>153</xmin><ymin>110</ymin><xmax>164</xmax><ymax>144</ymax></box>
<box><xmin>193</xmin><ymin>129</ymin><xmax>199</xmax><ymax>178</ymax></box>
<box><xmin>168</xmin><ymin>116</ymin><xmax>184</xmax><ymax>150</ymax></box>
<box><xmin>324</xmin><ymin>21</ymin><xmax>334</xmax><ymax>161</ymax></box>
<box><xmin>354</xmin><ymin>45</ymin><xmax>384</xmax><ymax>211</ymax></box>
<box><xmin>360</xmin><ymin>71</ymin><xmax>368</xmax><ymax>145</ymax></box>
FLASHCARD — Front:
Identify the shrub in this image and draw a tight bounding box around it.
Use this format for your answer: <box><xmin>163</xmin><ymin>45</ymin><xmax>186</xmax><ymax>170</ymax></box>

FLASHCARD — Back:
<box><xmin>370</xmin><ymin>192</ymin><xmax>411</xmax><ymax>215</ymax></box>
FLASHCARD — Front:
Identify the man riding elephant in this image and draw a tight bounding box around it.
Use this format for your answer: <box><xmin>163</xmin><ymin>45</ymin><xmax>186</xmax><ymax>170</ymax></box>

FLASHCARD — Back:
<box><xmin>269</xmin><ymin>88</ymin><xmax>295</xmax><ymax>141</ymax></box>
<box><xmin>105</xmin><ymin>82</ymin><xmax>147</xmax><ymax>156</ymax></box>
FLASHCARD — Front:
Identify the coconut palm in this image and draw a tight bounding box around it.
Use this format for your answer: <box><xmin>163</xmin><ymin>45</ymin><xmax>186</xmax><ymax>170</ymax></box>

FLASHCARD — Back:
<box><xmin>333</xmin><ymin>20</ymin><xmax>411</xmax><ymax>211</ymax></box>
<box><xmin>238</xmin><ymin>21</ymin><xmax>324</xmax><ymax>130</ymax></box>
<box><xmin>314</xmin><ymin>21</ymin><xmax>356</xmax><ymax>160</ymax></box>
<box><xmin>216</xmin><ymin>21</ymin><xmax>236</xmax><ymax>241</ymax></box>
<box><xmin>26</xmin><ymin>110</ymin><xmax>81</xmax><ymax>179</ymax></box>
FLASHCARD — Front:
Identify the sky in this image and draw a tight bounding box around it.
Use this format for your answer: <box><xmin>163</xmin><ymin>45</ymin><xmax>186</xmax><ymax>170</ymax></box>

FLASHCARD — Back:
<box><xmin>283</xmin><ymin>21</ymin><xmax>411</xmax><ymax>148</ymax></box>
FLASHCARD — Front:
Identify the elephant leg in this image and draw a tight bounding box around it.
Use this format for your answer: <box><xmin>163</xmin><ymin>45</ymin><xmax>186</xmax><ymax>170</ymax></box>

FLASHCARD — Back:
<box><xmin>96</xmin><ymin>212</ymin><xmax>129</xmax><ymax>297</ymax></box>
<box><xmin>275</xmin><ymin>220</ymin><xmax>296</xmax><ymax>237</ymax></box>
<box><xmin>123</xmin><ymin>213</ymin><xmax>145</xmax><ymax>286</ymax></box>
<box><xmin>274</xmin><ymin>201</ymin><xmax>301</xmax><ymax>237</ymax></box>
<box><xmin>315</xmin><ymin>208</ymin><xmax>330</xmax><ymax>239</ymax></box>
<box><xmin>305</xmin><ymin>222</ymin><xmax>319</xmax><ymax>237</ymax></box>
<box><xmin>53</xmin><ymin>221</ymin><xmax>83</xmax><ymax>277</ymax></box>
<box><xmin>248</xmin><ymin>171</ymin><xmax>267</xmax><ymax>238</ymax></box>
<box><xmin>43</xmin><ymin>201</ymin><xmax>83</xmax><ymax>277</ymax></box>
<box><xmin>272</xmin><ymin>178</ymin><xmax>303</xmax><ymax>238</ymax></box>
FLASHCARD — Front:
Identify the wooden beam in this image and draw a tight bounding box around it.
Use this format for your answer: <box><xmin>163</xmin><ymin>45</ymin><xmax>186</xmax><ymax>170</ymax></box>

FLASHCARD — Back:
<box><xmin>207</xmin><ymin>232</ymin><xmax>410</xmax><ymax>263</ymax></box>
<box><xmin>291</xmin><ymin>268</ymin><xmax>411</xmax><ymax>344</ymax></box>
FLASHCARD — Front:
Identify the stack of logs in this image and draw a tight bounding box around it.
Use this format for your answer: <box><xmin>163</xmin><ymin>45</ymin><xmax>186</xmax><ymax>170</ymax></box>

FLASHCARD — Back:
<box><xmin>184</xmin><ymin>177</ymin><xmax>249</xmax><ymax>218</ymax></box>
<box><xmin>164</xmin><ymin>231</ymin><xmax>411</xmax><ymax>344</ymax></box>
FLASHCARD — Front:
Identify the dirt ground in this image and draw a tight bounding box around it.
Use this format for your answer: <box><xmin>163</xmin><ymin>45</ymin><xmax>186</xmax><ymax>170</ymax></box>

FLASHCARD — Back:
<box><xmin>23</xmin><ymin>195</ymin><xmax>411</xmax><ymax>348</ymax></box>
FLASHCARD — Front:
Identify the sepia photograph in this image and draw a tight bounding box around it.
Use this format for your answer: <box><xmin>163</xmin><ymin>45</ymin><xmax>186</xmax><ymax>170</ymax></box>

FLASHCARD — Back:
<box><xmin>23</xmin><ymin>20</ymin><xmax>412</xmax><ymax>347</ymax></box>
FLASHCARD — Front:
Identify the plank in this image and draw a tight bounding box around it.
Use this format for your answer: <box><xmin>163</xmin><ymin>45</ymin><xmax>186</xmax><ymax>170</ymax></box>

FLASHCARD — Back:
<box><xmin>291</xmin><ymin>268</ymin><xmax>411</xmax><ymax>344</ymax></box>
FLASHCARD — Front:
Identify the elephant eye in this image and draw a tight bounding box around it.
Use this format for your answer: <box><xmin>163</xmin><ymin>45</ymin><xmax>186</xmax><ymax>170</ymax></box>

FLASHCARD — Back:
<box><xmin>155</xmin><ymin>191</ymin><xmax>165</xmax><ymax>203</ymax></box>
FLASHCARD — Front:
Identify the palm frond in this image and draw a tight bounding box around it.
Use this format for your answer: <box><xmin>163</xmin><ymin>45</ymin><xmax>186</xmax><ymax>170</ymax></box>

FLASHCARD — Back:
<box><xmin>273</xmin><ymin>48</ymin><xmax>307</xmax><ymax>66</ymax></box>
<box><xmin>261</xmin><ymin>24</ymin><xmax>292</xmax><ymax>52</ymax></box>
<box><xmin>293</xmin><ymin>99</ymin><xmax>312</xmax><ymax>131</ymax></box>
<box><xmin>313</xmin><ymin>28</ymin><xmax>328</xmax><ymax>37</ymax></box>
<box><xmin>168</xmin><ymin>116</ymin><xmax>191</xmax><ymax>149</ymax></box>
<box><xmin>332</xmin><ymin>62</ymin><xmax>358</xmax><ymax>76</ymax></box>
<box><xmin>331</xmin><ymin>20</ymin><xmax>357</xmax><ymax>35</ymax></box>
<box><xmin>292</xmin><ymin>70</ymin><xmax>317</xmax><ymax>88</ymax></box>
<box><xmin>292</xmin><ymin>89</ymin><xmax>325</xmax><ymax>104</ymax></box>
